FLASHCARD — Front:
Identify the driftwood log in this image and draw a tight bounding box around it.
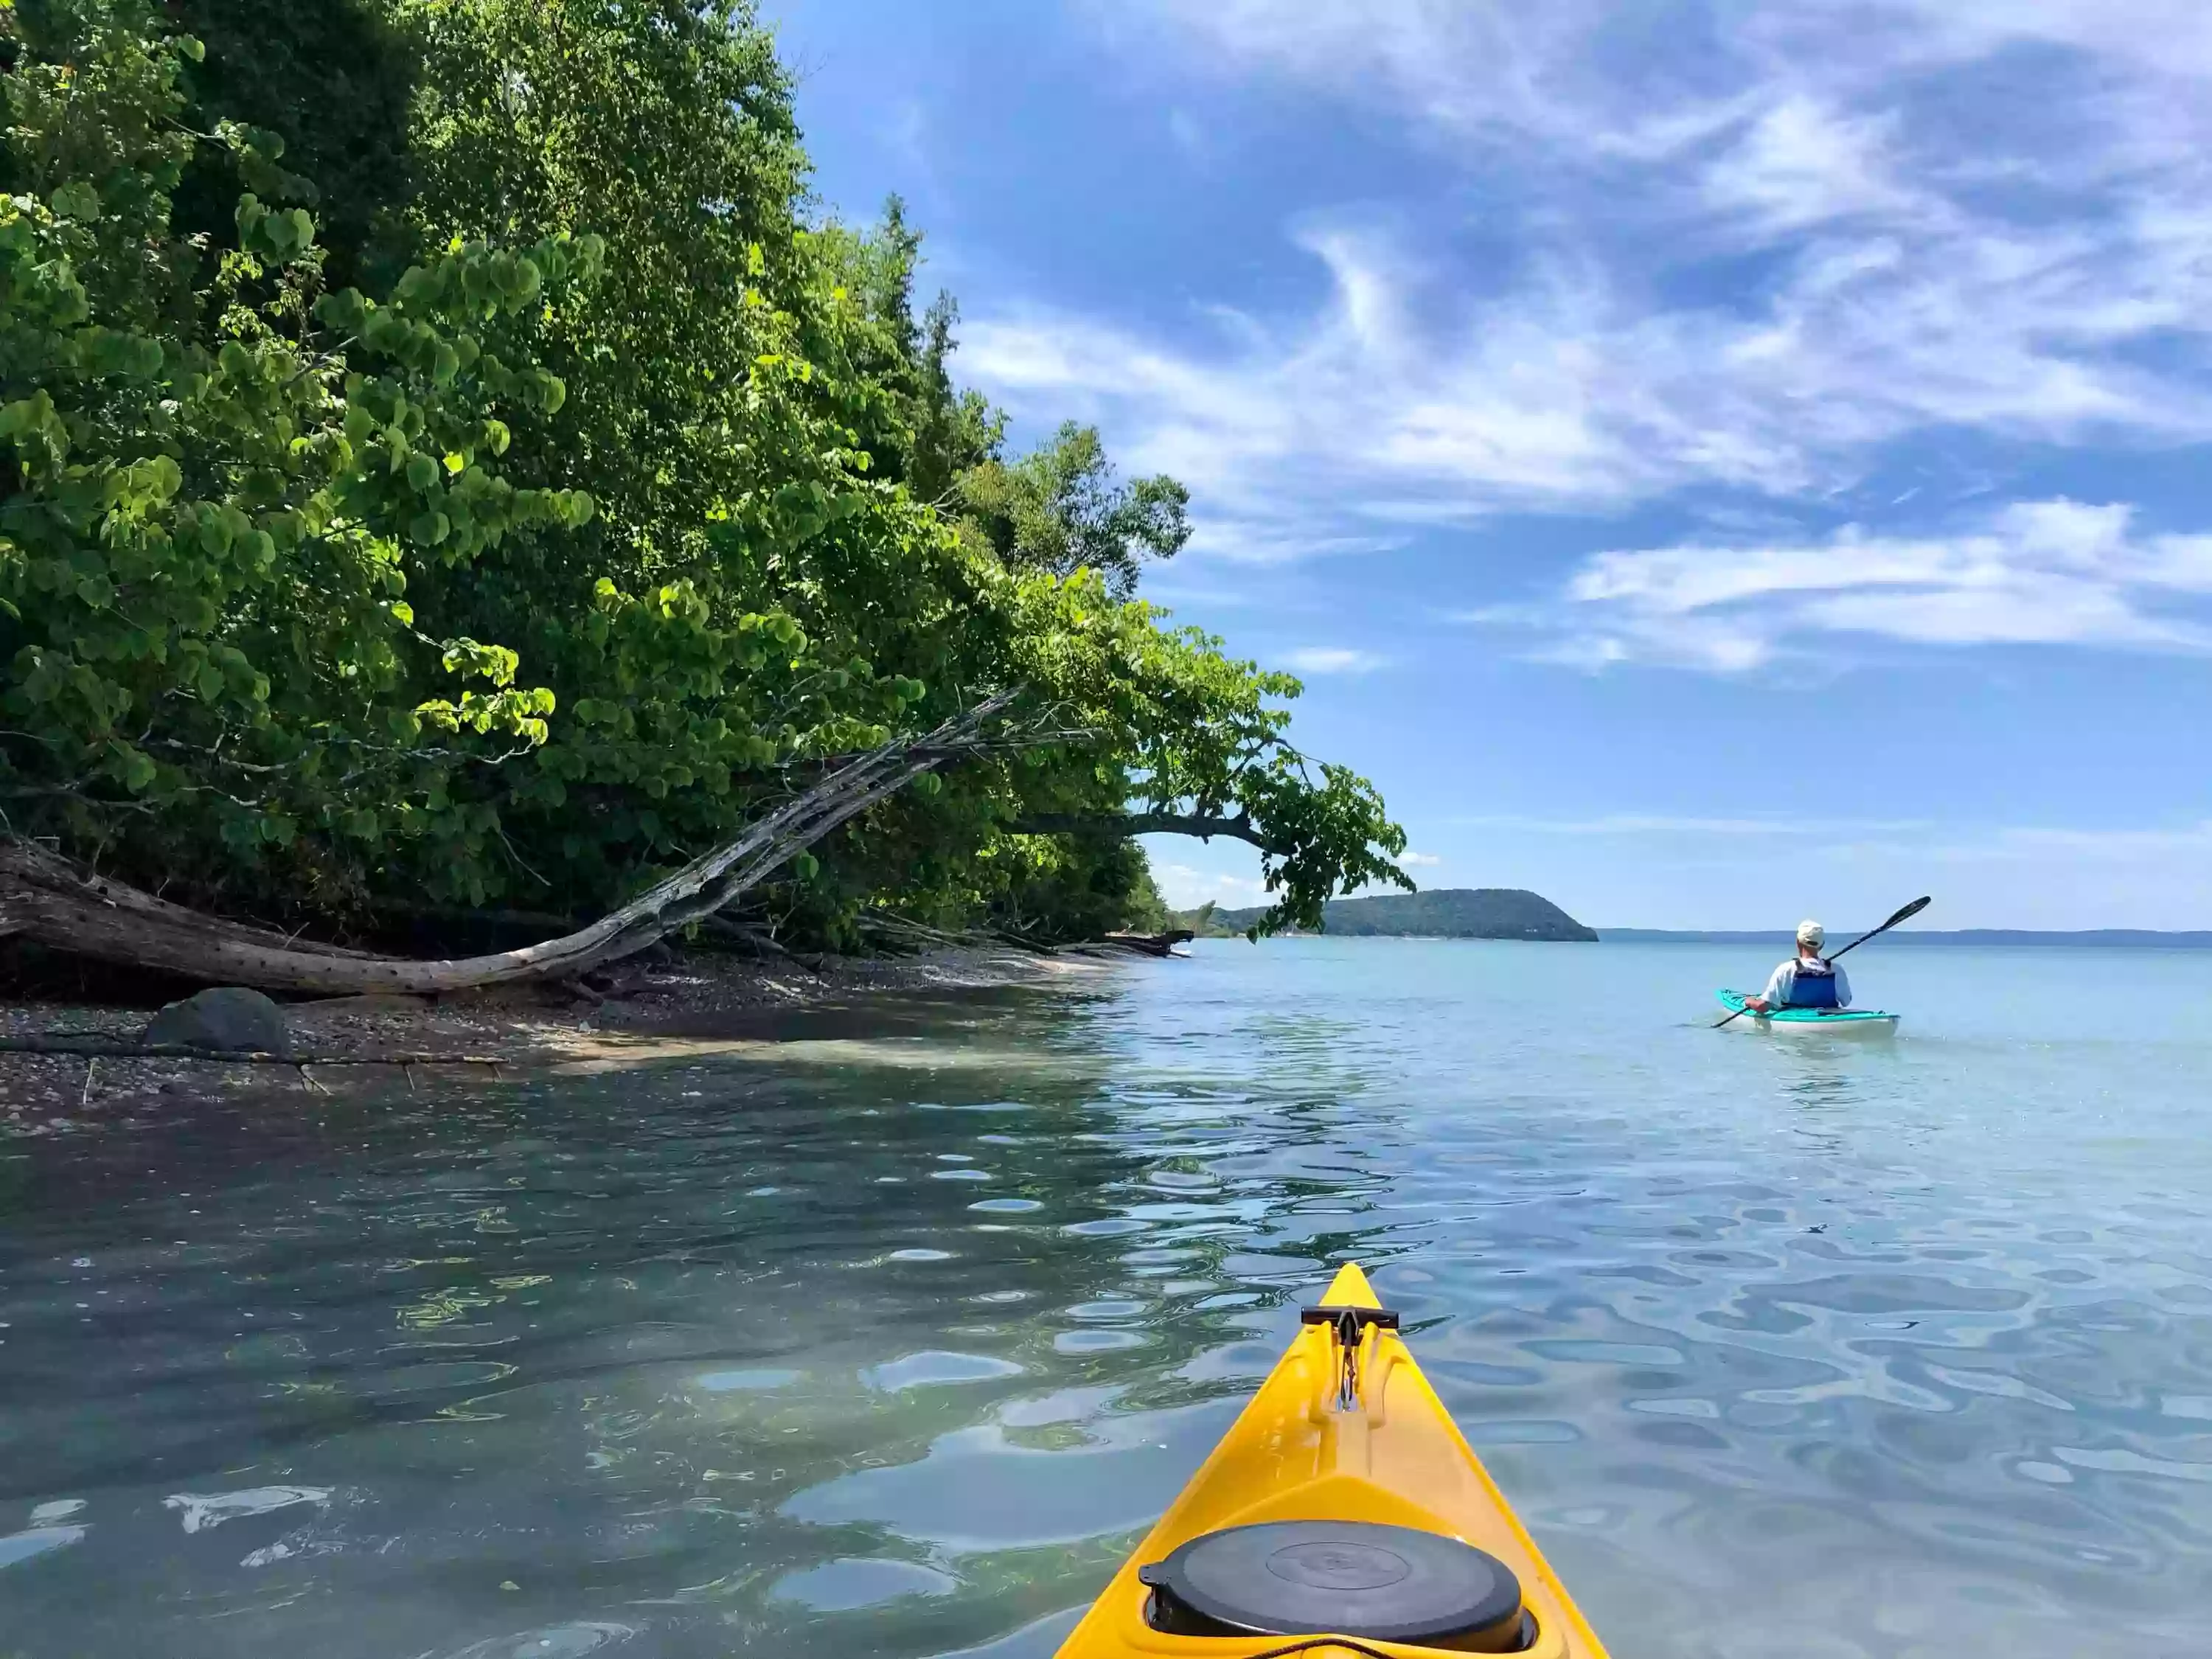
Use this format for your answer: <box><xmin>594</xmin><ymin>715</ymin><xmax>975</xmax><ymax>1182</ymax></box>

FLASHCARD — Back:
<box><xmin>1101</xmin><ymin>929</ymin><xmax>1195</xmax><ymax>958</ymax></box>
<box><xmin>0</xmin><ymin>692</ymin><xmax>1018</xmax><ymax>996</ymax></box>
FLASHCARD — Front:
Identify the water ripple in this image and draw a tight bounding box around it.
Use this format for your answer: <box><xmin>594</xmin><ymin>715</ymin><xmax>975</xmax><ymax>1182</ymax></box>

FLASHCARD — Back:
<box><xmin>1</xmin><ymin>940</ymin><xmax>2208</xmax><ymax>1657</ymax></box>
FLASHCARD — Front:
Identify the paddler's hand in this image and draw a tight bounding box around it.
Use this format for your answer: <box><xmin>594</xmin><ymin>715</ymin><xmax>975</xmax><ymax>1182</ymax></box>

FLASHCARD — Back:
<box><xmin>1745</xmin><ymin>996</ymin><xmax>1770</xmax><ymax>1012</ymax></box>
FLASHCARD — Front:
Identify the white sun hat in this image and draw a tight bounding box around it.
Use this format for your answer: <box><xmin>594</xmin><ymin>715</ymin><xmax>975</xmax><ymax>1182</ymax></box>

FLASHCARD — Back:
<box><xmin>1796</xmin><ymin>919</ymin><xmax>1826</xmax><ymax>947</ymax></box>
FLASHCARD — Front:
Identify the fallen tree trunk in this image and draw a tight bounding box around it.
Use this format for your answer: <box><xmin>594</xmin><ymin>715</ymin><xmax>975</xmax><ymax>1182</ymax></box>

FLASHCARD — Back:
<box><xmin>0</xmin><ymin>692</ymin><xmax>1018</xmax><ymax>995</ymax></box>
<box><xmin>1102</xmin><ymin>929</ymin><xmax>1196</xmax><ymax>958</ymax></box>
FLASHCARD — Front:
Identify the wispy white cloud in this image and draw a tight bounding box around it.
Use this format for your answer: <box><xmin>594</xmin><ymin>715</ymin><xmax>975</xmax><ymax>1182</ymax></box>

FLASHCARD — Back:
<box><xmin>1151</xmin><ymin>862</ymin><xmax>1270</xmax><ymax>908</ymax></box>
<box><xmin>1182</xmin><ymin>522</ymin><xmax>1402</xmax><ymax>566</ymax></box>
<box><xmin>1090</xmin><ymin>1</ymin><xmax>1691</xmax><ymax>155</ymax></box>
<box><xmin>1487</xmin><ymin>498</ymin><xmax>2212</xmax><ymax>669</ymax></box>
<box><xmin>1281</xmin><ymin>645</ymin><xmax>1388</xmax><ymax>675</ymax></box>
<box><xmin>1874</xmin><ymin>1</ymin><xmax>2212</xmax><ymax>85</ymax></box>
<box><xmin>1823</xmin><ymin>818</ymin><xmax>2212</xmax><ymax>866</ymax></box>
<box><xmin>1952</xmin><ymin>820</ymin><xmax>2212</xmax><ymax>860</ymax></box>
<box><xmin>1165</xmin><ymin>108</ymin><xmax>1213</xmax><ymax>166</ymax></box>
<box><xmin>1107</xmin><ymin>2</ymin><xmax>2212</xmax><ymax>159</ymax></box>
<box><xmin>1700</xmin><ymin>97</ymin><xmax>1927</xmax><ymax>232</ymax></box>
<box><xmin>1450</xmin><ymin>807</ymin><xmax>2212</xmax><ymax>855</ymax></box>
<box><xmin>1397</xmin><ymin>849</ymin><xmax>1444</xmax><ymax>867</ymax></box>
<box><xmin>983</xmin><ymin>1</ymin><xmax>2212</xmax><ymax>594</ymax></box>
<box><xmin>1436</xmin><ymin>809</ymin><xmax>2212</xmax><ymax>927</ymax></box>
<box><xmin>1449</xmin><ymin>813</ymin><xmax>1933</xmax><ymax>837</ymax></box>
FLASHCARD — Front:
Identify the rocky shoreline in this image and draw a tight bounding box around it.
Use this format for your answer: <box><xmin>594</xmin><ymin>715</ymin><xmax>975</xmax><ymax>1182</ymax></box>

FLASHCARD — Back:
<box><xmin>0</xmin><ymin>944</ymin><xmax>1124</xmax><ymax>1137</ymax></box>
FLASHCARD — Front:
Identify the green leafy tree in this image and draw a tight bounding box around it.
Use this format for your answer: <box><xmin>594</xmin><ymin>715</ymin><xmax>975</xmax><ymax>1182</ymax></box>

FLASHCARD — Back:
<box><xmin>984</xmin><ymin>573</ymin><xmax>1411</xmax><ymax>933</ymax></box>
<box><xmin>164</xmin><ymin>0</ymin><xmax>420</xmax><ymax>291</ymax></box>
<box><xmin>355</xmin><ymin>0</ymin><xmax>953</xmax><ymax>908</ymax></box>
<box><xmin>0</xmin><ymin>0</ymin><xmax>594</xmax><ymax>915</ymax></box>
<box><xmin>957</xmin><ymin>421</ymin><xmax>1191</xmax><ymax>601</ymax></box>
<box><xmin>0</xmin><ymin>0</ymin><xmax>1404</xmax><ymax>947</ymax></box>
<box><xmin>910</xmin><ymin>292</ymin><xmax>1003</xmax><ymax>507</ymax></box>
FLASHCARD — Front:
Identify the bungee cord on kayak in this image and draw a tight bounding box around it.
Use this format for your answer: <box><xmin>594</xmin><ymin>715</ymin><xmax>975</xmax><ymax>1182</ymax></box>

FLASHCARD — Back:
<box><xmin>1300</xmin><ymin>1301</ymin><xmax>1399</xmax><ymax>1413</ymax></box>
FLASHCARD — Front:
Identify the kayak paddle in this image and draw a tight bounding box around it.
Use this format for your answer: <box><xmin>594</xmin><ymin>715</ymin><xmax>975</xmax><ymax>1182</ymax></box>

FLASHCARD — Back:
<box><xmin>1712</xmin><ymin>894</ymin><xmax>1932</xmax><ymax>1029</ymax></box>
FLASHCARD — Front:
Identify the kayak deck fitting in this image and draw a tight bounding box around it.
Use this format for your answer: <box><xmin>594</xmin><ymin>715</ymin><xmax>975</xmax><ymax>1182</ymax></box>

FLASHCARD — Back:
<box><xmin>1057</xmin><ymin>1263</ymin><xmax>1608</xmax><ymax>1658</ymax></box>
<box><xmin>1715</xmin><ymin>989</ymin><xmax>1899</xmax><ymax>1032</ymax></box>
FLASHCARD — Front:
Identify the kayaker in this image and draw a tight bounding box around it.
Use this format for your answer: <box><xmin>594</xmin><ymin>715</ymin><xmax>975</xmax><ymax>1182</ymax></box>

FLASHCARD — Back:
<box><xmin>1745</xmin><ymin>919</ymin><xmax>1851</xmax><ymax>1012</ymax></box>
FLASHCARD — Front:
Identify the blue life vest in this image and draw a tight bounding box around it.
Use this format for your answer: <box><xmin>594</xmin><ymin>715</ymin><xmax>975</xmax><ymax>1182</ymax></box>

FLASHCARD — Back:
<box><xmin>1780</xmin><ymin>962</ymin><xmax>1840</xmax><ymax>1009</ymax></box>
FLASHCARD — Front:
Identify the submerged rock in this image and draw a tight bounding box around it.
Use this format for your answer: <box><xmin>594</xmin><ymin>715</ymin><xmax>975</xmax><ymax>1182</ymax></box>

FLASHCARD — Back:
<box><xmin>142</xmin><ymin>988</ymin><xmax>291</xmax><ymax>1055</ymax></box>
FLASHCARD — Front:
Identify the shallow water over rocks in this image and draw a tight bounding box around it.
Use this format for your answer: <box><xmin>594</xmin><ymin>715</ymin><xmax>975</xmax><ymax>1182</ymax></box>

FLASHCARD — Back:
<box><xmin>2</xmin><ymin>940</ymin><xmax>2208</xmax><ymax>1657</ymax></box>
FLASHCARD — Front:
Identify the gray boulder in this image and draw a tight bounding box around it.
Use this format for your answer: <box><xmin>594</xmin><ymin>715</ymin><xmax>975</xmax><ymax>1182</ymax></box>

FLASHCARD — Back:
<box><xmin>142</xmin><ymin>987</ymin><xmax>291</xmax><ymax>1055</ymax></box>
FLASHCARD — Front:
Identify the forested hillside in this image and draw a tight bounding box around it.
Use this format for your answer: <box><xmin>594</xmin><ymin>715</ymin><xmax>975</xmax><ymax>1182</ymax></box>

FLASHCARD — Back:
<box><xmin>0</xmin><ymin>0</ymin><xmax>1407</xmax><ymax>956</ymax></box>
<box><xmin>1212</xmin><ymin>888</ymin><xmax>1599</xmax><ymax>942</ymax></box>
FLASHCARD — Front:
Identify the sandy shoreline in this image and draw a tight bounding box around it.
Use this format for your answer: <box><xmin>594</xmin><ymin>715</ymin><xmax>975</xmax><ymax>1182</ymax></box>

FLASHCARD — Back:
<box><xmin>0</xmin><ymin>944</ymin><xmax>1127</xmax><ymax>1135</ymax></box>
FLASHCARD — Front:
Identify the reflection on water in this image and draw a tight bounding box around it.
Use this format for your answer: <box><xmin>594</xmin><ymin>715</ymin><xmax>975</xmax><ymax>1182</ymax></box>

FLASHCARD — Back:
<box><xmin>2</xmin><ymin>945</ymin><xmax>2211</xmax><ymax>1658</ymax></box>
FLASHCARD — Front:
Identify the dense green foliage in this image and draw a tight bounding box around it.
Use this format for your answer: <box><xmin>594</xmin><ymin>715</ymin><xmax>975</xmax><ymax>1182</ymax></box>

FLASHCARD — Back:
<box><xmin>0</xmin><ymin>0</ymin><xmax>1405</xmax><ymax>944</ymax></box>
<box><xmin>956</xmin><ymin>420</ymin><xmax>1190</xmax><ymax>600</ymax></box>
<box><xmin>1213</xmin><ymin>889</ymin><xmax>1599</xmax><ymax>942</ymax></box>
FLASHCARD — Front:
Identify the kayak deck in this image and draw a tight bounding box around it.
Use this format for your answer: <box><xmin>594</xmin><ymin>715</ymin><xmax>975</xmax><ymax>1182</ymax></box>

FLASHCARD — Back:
<box><xmin>1055</xmin><ymin>1263</ymin><xmax>1607</xmax><ymax>1658</ymax></box>
<box><xmin>1716</xmin><ymin>989</ymin><xmax>1899</xmax><ymax>1032</ymax></box>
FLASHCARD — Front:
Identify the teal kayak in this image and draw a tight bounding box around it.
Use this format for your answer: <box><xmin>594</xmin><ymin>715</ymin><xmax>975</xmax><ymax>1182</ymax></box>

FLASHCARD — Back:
<box><xmin>1717</xmin><ymin>989</ymin><xmax>1899</xmax><ymax>1032</ymax></box>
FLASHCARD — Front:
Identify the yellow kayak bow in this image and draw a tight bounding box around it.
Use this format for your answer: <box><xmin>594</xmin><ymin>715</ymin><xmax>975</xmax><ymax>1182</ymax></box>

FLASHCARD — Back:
<box><xmin>1056</xmin><ymin>1264</ymin><xmax>1610</xmax><ymax>1659</ymax></box>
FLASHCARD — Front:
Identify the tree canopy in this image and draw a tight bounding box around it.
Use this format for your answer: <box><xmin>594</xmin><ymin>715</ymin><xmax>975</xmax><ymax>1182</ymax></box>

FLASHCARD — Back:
<box><xmin>0</xmin><ymin>0</ymin><xmax>1407</xmax><ymax>948</ymax></box>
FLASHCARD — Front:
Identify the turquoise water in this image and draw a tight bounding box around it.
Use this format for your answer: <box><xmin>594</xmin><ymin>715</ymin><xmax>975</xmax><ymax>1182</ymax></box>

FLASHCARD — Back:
<box><xmin>2</xmin><ymin>939</ymin><xmax>2210</xmax><ymax>1657</ymax></box>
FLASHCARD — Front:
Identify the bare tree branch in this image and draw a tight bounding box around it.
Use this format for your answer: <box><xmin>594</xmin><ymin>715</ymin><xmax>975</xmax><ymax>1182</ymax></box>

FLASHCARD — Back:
<box><xmin>1009</xmin><ymin>810</ymin><xmax>1281</xmax><ymax>852</ymax></box>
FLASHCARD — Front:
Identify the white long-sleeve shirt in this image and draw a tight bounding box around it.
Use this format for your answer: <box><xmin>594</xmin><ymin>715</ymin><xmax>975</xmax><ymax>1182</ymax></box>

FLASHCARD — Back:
<box><xmin>1763</xmin><ymin>956</ymin><xmax>1851</xmax><ymax>1008</ymax></box>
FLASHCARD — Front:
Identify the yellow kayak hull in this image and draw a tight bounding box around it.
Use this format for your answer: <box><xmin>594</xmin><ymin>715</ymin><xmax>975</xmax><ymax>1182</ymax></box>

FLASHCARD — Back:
<box><xmin>1055</xmin><ymin>1263</ymin><xmax>1610</xmax><ymax>1659</ymax></box>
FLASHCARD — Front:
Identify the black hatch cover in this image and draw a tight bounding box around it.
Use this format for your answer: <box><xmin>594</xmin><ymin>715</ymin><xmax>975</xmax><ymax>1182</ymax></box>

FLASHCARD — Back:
<box><xmin>1138</xmin><ymin>1520</ymin><xmax>1526</xmax><ymax>1648</ymax></box>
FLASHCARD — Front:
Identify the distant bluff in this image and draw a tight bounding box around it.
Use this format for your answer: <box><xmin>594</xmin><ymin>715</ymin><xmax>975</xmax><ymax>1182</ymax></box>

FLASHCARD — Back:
<box><xmin>1213</xmin><ymin>888</ymin><xmax>1599</xmax><ymax>942</ymax></box>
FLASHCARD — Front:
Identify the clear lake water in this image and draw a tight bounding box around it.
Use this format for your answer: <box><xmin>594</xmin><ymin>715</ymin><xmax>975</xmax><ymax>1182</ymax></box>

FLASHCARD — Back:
<box><xmin>2</xmin><ymin>938</ymin><xmax>2209</xmax><ymax>1658</ymax></box>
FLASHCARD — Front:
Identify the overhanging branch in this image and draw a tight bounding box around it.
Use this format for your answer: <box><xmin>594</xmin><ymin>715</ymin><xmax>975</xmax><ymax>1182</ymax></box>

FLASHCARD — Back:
<box><xmin>1010</xmin><ymin>810</ymin><xmax>1281</xmax><ymax>853</ymax></box>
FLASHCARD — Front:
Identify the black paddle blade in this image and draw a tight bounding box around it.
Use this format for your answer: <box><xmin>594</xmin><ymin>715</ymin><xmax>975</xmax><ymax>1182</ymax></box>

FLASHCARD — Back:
<box><xmin>1826</xmin><ymin>895</ymin><xmax>1933</xmax><ymax>963</ymax></box>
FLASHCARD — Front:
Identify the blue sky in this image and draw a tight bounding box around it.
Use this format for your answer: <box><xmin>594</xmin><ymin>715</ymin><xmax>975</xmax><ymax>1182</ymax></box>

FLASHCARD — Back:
<box><xmin>762</xmin><ymin>0</ymin><xmax>2212</xmax><ymax>929</ymax></box>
